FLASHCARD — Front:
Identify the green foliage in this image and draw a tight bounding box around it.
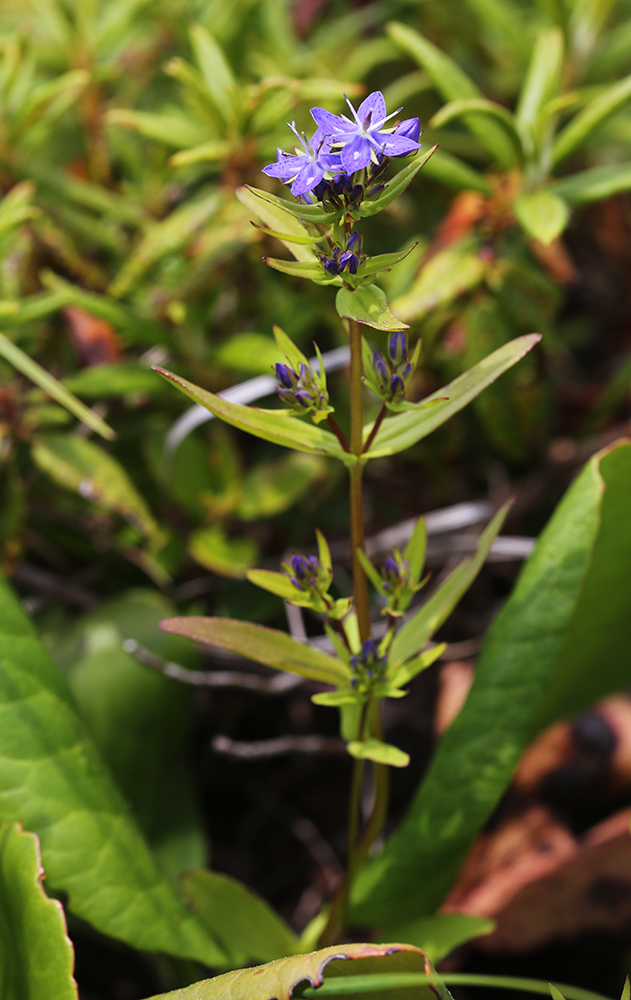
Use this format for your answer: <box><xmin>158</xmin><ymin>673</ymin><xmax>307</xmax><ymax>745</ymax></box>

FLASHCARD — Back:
<box><xmin>0</xmin><ymin>823</ymin><xmax>78</xmax><ymax>1000</ymax></box>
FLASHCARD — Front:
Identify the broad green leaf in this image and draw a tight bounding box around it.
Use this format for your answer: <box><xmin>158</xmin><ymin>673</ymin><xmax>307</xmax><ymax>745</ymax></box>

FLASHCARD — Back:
<box><xmin>513</xmin><ymin>189</ymin><xmax>570</xmax><ymax>244</ymax></box>
<box><xmin>384</xmin><ymin>913</ymin><xmax>494</xmax><ymax>965</ymax></box>
<box><xmin>31</xmin><ymin>433</ymin><xmax>159</xmax><ymax>540</ymax></box>
<box><xmin>386</xmin><ymin>22</ymin><xmax>515</xmax><ymax>167</ymax></box>
<box><xmin>391</xmin><ymin>238</ymin><xmax>487</xmax><ymax>323</ymax></box>
<box><xmin>237</xmin><ymin>453</ymin><xmax>327</xmax><ymax>520</ymax></box>
<box><xmin>551</xmin><ymin>74</ymin><xmax>631</xmax><ymax>167</ymax></box>
<box><xmin>352</xmin><ymin>440</ymin><xmax>631</xmax><ymax>926</ymax></box>
<box><xmin>430</xmin><ymin>100</ymin><xmax>523</xmax><ymax>159</ymax></box>
<box><xmin>182</xmin><ymin>870</ymin><xmax>299</xmax><ymax>966</ymax></box>
<box><xmin>550</xmin><ymin>162</ymin><xmax>631</xmax><ymax>205</ymax></box>
<box><xmin>105</xmin><ymin>108</ymin><xmax>210</xmax><ymax>149</ymax></box>
<box><xmin>363</xmin><ymin>335</ymin><xmax>541</xmax><ymax>458</ymax></box>
<box><xmin>0</xmin><ymin>332</ymin><xmax>114</xmax><ymax>440</ymax></box>
<box><xmin>63</xmin><ymin>362</ymin><xmax>168</xmax><ymax>398</ymax></box>
<box><xmin>0</xmin><ymin>824</ymin><xmax>78</xmax><ymax>1000</ymax></box>
<box><xmin>236</xmin><ymin>187</ymin><xmax>319</xmax><ymax>264</ymax></box>
<box><xmin>357</xmin><ymin>146</ymin><xmax>438</xmax><ymax>217</ymax></box>
<box><xmin>145</xmin><ymin>942</ymin><xmax>438</xmax><ymax>1000</ymax></box>
<box><xmin>389</xmin><ymin>505</ymin><xmax>509</xmax><ymax>670</ymax></box>
<box><xmin>336</xmin><ymin>284</ymin><xmax>409</xmax><ymax>331</ymax></box>
<box><xmin>153</xmin><ymin>367</ymin><xmax>350</xmax><ymax>463</ymax></box>
<box><xmin>189</xmin><ymin>24</ymin><xmax>237</xmax><ymax>124</ymax></box>
<box><xmin>159</xmin><ymin>616</ymin><xmax>349</xmax><ymax>685</ymax></box>
<box><xmin>404</xmin><ymin>517</ymin><xmax>428</xmax><ymax>584</ymax></box>
<box><xmin>108</xmin><ymin>193</ymin><xmax>222</xmax><ymax>298</ymax></box>
<box><xmin>420</xmin><ymin>150</ymin><xmax>491</xmax><ymax>194</ymax></box>
<box><xmin>66</xmin><ymin>591</ymin><xmax>206</xmax><ymax>885</ymax></box>
<box><xmin>347</xmin><ymin>739</ymin><xmax>410</xmax><ymax>768</ymax></box>
<box><xmin>515</xmin><ymin>28</ymin><xmax>564</xmax><ymax>146</ymax></box>
<box><xmin>0</xmin><ymin>572</ymin><xmax>225</xmax><ymax>963</ymax></box>
<box><xmin>189</xmin><ymin>525</ymin><xmax>259</xmax><ymax>578</ymax></box>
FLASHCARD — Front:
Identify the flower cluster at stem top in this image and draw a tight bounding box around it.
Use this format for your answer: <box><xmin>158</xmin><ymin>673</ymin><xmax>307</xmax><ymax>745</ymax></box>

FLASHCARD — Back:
<box><xmin>263</xmin><ymin>91</ymin><xmax>422</xmax><ymax>200</ymax></box>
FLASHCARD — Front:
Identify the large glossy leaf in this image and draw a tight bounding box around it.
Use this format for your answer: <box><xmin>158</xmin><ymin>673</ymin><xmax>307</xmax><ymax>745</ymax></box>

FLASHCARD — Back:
<box><xmin>153</xmin><ymin>367</ymin><xmax>350</xmax><ymax>463</ymax></box>
<box><xmin>336</xmin><ymin>285</ymin><xmax>409</xmax><ymax>331</ymax></box>
<box><xmin>181</xmin><ymin>870</ymin><xmax>299</xmax><ymax>966</ymax></box>
<box><xmin>0</xmin><ymin>332</ymin><xmax>114</xmax><ymax>440</ymax></box>
<box><xmin>0</xmin><ymin>572</ymin><xmax>225</xmax><ymax>964</ymax></box>
<box><xmin>145</xmin><ymin>943</ymin><xmax>440</xmax><ymax>1000</ymax></box>
<box><xmin>31</xmin><ymin>433</ymin><xmax>159</xmax><ymax>541</ymax></box>
<box><xmin>65</xmin><ymin>590</ymin><xmax>206</xmax><ymax>885</ymax></box>
<box><xmin>352</xmin><ymin>440</ymin><xmax>631</xmax><ymax>926</ymax></box>
<box><xmin>363</xmin><ymin>335</ymin><xmax>541</xmax><ymax>458</ymax></box>
<box><xmin>389</xmin><ymin>504</ymin><xmax>509</xmax><ymax>671</ymax></box>
<box><xmin>0</xmin><ymin>823</ymin><xmax>78</xmax><ymax>1000</ymax></box>
<box><xmin>386</xmin><ymin>22</ymin><xmax>515</xmax><ymax>167</ymax></box>
<box><xmin>159</xmin><ymin>617</ymin><xmax>348</xmax><ymax>685</ymax></box>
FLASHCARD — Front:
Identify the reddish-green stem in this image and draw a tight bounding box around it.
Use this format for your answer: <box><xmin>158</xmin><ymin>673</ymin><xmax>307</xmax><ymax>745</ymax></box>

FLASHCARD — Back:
<box><xmin>362</xmin><ymin>403</ymin><xmax>387</xmax><ymax>455</ymax></box>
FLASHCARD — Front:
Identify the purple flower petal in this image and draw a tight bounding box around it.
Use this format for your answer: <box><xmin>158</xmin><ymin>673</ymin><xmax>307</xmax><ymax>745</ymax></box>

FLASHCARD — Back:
<box><xmin>356</xmin><ymin>91</ymin><xmax>386</xmax><ymax>128</ymax></box>
<box><xmin>262</xmin><ymin>151</ymin><xmax>297</xmax><ymax>180</ymax></box>
<box><xmin>379</xmin><ymin>132</ymin><xmax>422</xmax><ymax>156</ymax></box>
<box><xmin>394</xmin><ymin>118</ymin><xmax>422</xmax><ymax>143</ymax></box>
<box><xmin>291</xmin><ymin>159</ymin><xmax>324</xmax><ymax>197</ymax></box>
<box><xmin>310</xmin><ymin>106</ymin><xmax>355</xmax><ymax>136</ymax></box>
<box><xmin>341</xmin><ymin>134</ymin><xmax>372</xmax><ymax>172</ymax></box>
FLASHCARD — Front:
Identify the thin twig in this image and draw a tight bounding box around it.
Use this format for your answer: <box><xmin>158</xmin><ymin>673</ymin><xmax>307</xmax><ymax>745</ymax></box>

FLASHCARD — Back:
<box><xmin>327</xmin><ymin>414</ymin><xmax>350</xmax><ymax>452</ymax></box>
<box><xmin>362</xmin><ymin>403</ymin><xmax>387</xmax><ymax>454</ymax></box>
<box><xmin>122</xmin><ymin>638</ymin><xmax>303</xmax><ymax>693</ymax></box>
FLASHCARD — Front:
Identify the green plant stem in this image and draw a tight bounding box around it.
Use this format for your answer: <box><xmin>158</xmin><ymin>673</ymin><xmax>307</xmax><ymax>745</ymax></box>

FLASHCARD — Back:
<box><xmin>354</xmin><ymin>701</ymin><xmax>389</xmax><ymax>866</ymax></box>
<box><xmin>303</xmin><ymin>972</ymin><xmax>612</xmax><ymax>1000</ymax></box>
<box><xmin>362</xmin><ymin>403</ymin><xmax>387</xmax><ymax>454</ymax></box>
<box><xmin>348</xmin><ymin>318</ymin><xmax>370</xmax><ymax>644</ymax></box>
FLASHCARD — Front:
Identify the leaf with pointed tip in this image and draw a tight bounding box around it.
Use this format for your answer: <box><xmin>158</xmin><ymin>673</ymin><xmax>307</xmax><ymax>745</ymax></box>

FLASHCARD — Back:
<box><xmin>312</xmin><ymin>690</ymin><xmax>357</xmax><ymax>707</ymax></box>
<box><xmin>145</xmin><ymin>942</ymin><xmax>439</xmax><ymax>1000</ymax></box>
<box><xmin>404</xmin><ymin>518</ymin><xmax>428</xmax><ymax>585</ymax></box>
<box><xmin>420</xmin><ymin>149</ymin><xmax>491</xmax><ymax>193</ymax></box>
<box><xmin>153</xmin><ymin>367</ymin><xmax>350</xmax><ymax>463</ymax></box>
<box><xmin>0</xmin><ymin>572</ymin><xmax>226</xmax><ymax>965</ymax></box>
<box><xmin>253</xmin><ymin>224</ymin><xmax>321</xmax><ymax>246</ymax></box>
<box><xmin>514</xmin><ymin>189</ymin><xmax>570</xmax><ymax>244</ymax></box>
<box><xmin>516</xmin><ymin>28</ymin><xmax>564</xmax><ymax>146</ymax></box>
<box><xmin>347</xmin><ymin>739</ymin><xmax>410</xmax><ymax>768</ymax></box>
<box><xmin>181</xmin><ymin>870</ymin><xmax>299</xmax><ymax>967</ymax></box>
<box><xmin>241</xmin><ymin>185</ymin><xmax>342</xmax><ymax>225</ymax></box>
<box><xmin>189</xmin><ymin>24</ymin><xmax>236</xmax><ymax>124</ymax></box>
<box><xmin>264</xmin><ymin>258</ymin><xmax>338</xmax><ymax>284</ymax></box>
<box><xmin>391</xmin><ymin>237</ymin><xmax>488</xmax><ymax>323</ymax></box>
<box><xmin>357</xmin><ymin>147</ymin><xmax>438</xmax><ymax>217</ymax></box>
<box><xmin>363</xmin><ymin>335</ymin><xmax>541</xmax><ymax>457</ymax></box>
<box><xmin>384</xmin><ymin>913</ymin><xmax>494</xmax><ymax>965</ymax></box>
<box><xmin>236</xmin><ymin>187</ymin><xmax>318</xmax><ymax>263</ymax></box>
<box><xmin>159</xmin><ymin>617</ymin><xmax>349</xmax><ymax>685</ymax></box>
<box><xmin>357</xmin><ymin>245</ymin><xmax>418</xmax><ymax>280</ymax></box>
<box><xmin>388</xmin><ymin>644</ymin><xmax>445</xmax><ymax>689</ymax></box>
<box><xmin>389</xmin><ymin>505</ymin><xmax>509</xmax><ymax>669</ymax></box>
<box><xmin>0</xmin><ymin>824</ymin><xmax>78</xmax><ymax>1000</ymax></box>
<box><xmin>552</xmin><ymin>73</ymin><xmax>631</xmax><ymax>167</ymax></box>
<box><xmin>336</xmin><ymin>285</ymin><xmax>409</xmax><ymax>331</ymax></box>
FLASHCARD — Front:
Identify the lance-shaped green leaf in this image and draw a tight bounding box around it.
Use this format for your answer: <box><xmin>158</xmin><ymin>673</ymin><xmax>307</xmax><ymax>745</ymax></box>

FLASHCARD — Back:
<box><xmin>336</xmin><ymin>285</ymin><xmax>409</xmax><ymax>331</ymax></box>
<box><xmin>237</xmin><ymin>187</ymin><xmax>320</xmax><ymax>263</ymax></box>
<box><xmin>145</xmin><ymin>941</ymin><xmax>440</xmax><ymax>1000</ymax></box>
<box><xmin>420</xmin><ymin>149</ymin><xmax>492</xmax><ymax>193</ymax></box>
<box><xmin>355</xmin><ymin>245</ymin><xmax>418</xmax><ymax>280</ymax></box>
<box><xmin>189</xmin><ymin>24</ymin><xmax>237</xmax><ymax>125</ymax></box>
<box><xmin>246</xmin><ymin>569</ymin><xmax>326</xmax><ymax>611</ymax></box>
<box><xmin>515</xmin><ymin>28</ymin><xmax>564</xmax><ymax>147</ymax></box>
<box><xmin>387</xmin><ymin>644</ymin><xmax>445</xmax><ymax>689</ymax></box>
<box><xmin>241</xmin><ymin>185</ymin><xmax>342</xmax><ymax>226</ymax></box>
<box><xmin>264</xmin><ymin>258</ymin><xmax>338</xmax><ymax>284</ymax></box>
<box><xmin>153</xmin><ymin>368</ymin><xmax>350</xmax><ymax>463</ymax></box>
<box><xmin>352</xmin><ymin>441</ymin><xmax>631</xmax><ymax>927</ymax></box>
<box><xmin>170</xmin><ymin>139</ymin><xmax>233</xmax><ymax>166</ymax></box>
<box><xmin>189</xmin><ymin>526</ymin><xmax>259</xmax><ymax>579</ymax></box>
<box><xmin>551</xmin><ymin>73</ymin><xmax>631</xmax><ymax>167</ymax></box>
<box><xmin>430</xmin><ymin>100</ymin><xmax>523</xmax><ymax>160</ymax></box>
<box><xmin>513</xmin><ymin>189</ymin><xmax>570</xmax><ymax>244</ymax></box>
<box><xmin>347</xmin><ymin>739</ymin><xmax>410</xmax><ymax>768</ymax></box>
<box><xmin>389</xmin><ymin>504</ymin><xmax>510</xmax><ymax>670</ymax></box>
<box><xmin>0</xmin><ymin>572</ymin><xmax>226</xmax><ymax>964</ymax></box>
<box><xmin>32</xmin><ymin>433</ymin><xmax>160</xmax><ymax>539</ymax></box>
<box><xmin>182</xmin><ymin>870</ymin><xmax>299</xmax><ymax>967</ymax></box>
<box><xmin>159</xmin><ymin>617</ymin><xmax>349</xmax><ymax>685</ymax></box>
<box><xmin>550</xmin><ymin>162</ymin><xmax>631</xmax><ymax>205</ymax></box>
<box><xmin>357</xmin><ymin>147</ymin><xmax>438</xmax><ymax>217</ymax></box>
<box><xmin>363</xmin><ymin>335</ymin><xmax>541</xmax><ymax>457</ymax></box>
<box><xmin>384</xmin><ymin>913</ymin><xmax>494</xmax><ymax>966</ymax></box>
<box><xmin>0</xmin><ymin>824</ymin><xmax>78</xmax><ymax>1000</ymax></box>
<box><xmin>0</xmin><ymin>332</ymin><xmax>114</xmax><ymax>440</ymax></box>
<box><xmin>387</xmin><ymin>22</ymin><xmax>516</xmax><ymax>167</ymax></box>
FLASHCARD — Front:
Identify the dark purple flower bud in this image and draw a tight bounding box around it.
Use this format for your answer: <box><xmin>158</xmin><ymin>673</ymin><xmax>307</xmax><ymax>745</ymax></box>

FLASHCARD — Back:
<box><xmin>367</xmin><ymin>184</ymin><xmax>385</xmax><ymax>198</ymax></box>
<box><xmin>388</xmin><ymin>332</ymin><xmax>407</xmax><ymax>366</ymax></box>
<box><xmin>393</xmin><ymin>117</ymin><xmax>422</xmax><ymax>145</ymax></box>
<box><xmin>292</xmin><ymin>554</ymin><xmax>309</xmax><ymax>579</ymax></box>
<box><xmin>324</xmin><ymin>258</ymin><xmax>340</xmax><ymax>275</ymax></box>
<box><xmin>346</xmin><ymin>231</ymin><xmax>361</xmax><ymax>253</ymax></box>
<box><xmin>349</xmin><ymin>184</ymin><xmax>364</xmax><ymax>202</ymax></box>
<box><xmin>275</xmin><ymin>362</ymin><xmax>298</xmax><ymax>389</ymax></box>
<box><xmin>337</xmin><ymin>251</ymin><xmax>358</xmax><ymax>274</ymax></box>
<box><xmin>294</xmin><ymin>390</ymin><xmax>312</xmax><ymax>407</ymax></box>
<box><xmin>383</xmin><ymin>557</ymin><xmax>399</xmax><ymax>579</ymax></box>
<box><xmin>313</xmin><ymin>179</ymin><xmax>332</xmax><ymax>200</ymax></box>
<box><xmin>389</xmin><ymin>375</ymin><xmax>405</xmax><ymax>397</ymax></box>
<box><xmin>332</xmin><ymin>173</ymin><xmax>352</xmax><ymax>194</ymax></box>
<box><xmin>361</xmin><ymin>639</ymin><xmax>379</xmax><ymax>663</ymax></box>
<box><xmin>372</xmin><ymin>351</ymin><xmax>389</xmax><ymax>384</ymax></box>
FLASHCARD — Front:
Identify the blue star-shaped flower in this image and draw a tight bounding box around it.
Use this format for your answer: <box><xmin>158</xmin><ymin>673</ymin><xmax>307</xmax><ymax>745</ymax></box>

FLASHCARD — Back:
<box><xmin>262</xmin><ymin>124</ymin><xmax>342</xmax><ymax>198</ymax></box>
<box><xmin>310</xmin><ymin>91</ymin><xmax>422</xmax><ymax>173</ymax></box>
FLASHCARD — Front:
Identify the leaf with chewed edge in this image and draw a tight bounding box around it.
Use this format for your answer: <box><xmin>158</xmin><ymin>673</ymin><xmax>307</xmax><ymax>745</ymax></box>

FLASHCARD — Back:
<box><xmin>0</xmin><ymin>823</ymin><xmax>78</xmax><ymax>1000</ymax></box>
<box><xmin>144</xmin><ymin>942</ymin><xmax>445</xmax><ymax>1000</ymax></box>
<box><xmin>159</xmin><ymin>617</ymin><xmax>348</xmax><ymax>685</ymax></box>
